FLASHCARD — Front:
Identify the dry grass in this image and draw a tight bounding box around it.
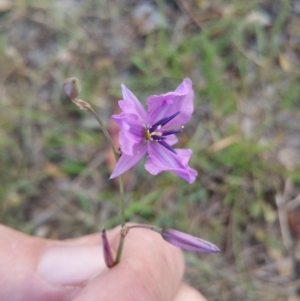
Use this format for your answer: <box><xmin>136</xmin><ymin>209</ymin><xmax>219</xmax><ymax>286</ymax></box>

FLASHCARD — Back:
<box><xmin>1</xmin><ymin>0</ymin><xmax>300</xmax><ymax>300</ymax></box>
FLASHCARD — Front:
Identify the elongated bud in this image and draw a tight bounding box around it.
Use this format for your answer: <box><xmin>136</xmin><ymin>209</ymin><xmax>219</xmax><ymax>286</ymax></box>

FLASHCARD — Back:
<box><xmin>63</xmin><ymin>77</ymin><xmax>81</xmax><ymax>99</ymax></box>
<box><xmin>101</xmin><ymin>228</ymin><xmax>114</xmax><ymax>268</ymax></box>
<box><xmin>161</xmin><ymin>228</ymin><xmax>220</xmax><ymax>253</ymax></box>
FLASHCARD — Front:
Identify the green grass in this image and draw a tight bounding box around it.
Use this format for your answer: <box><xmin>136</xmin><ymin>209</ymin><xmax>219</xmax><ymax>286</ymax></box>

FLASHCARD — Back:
<box><xmin>0</xmin><ymin>1</ymin><xmax>298</xmax><ymax>300</ymax></box>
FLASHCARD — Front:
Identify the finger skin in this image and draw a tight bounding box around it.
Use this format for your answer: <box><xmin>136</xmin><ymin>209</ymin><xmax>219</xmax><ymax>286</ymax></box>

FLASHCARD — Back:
<box><xmin>73</xmin><ymin>226</ymin><xmax>185</xmax><ymax>301</ymax></box>
<box><xmin>0</xmin><ymin>225</ymin><xmax>78</xmax><ymax>301</ymax></box>
<box><xmin>0</xmin><ymin>225</ymin><xmax>185</xmax><ymax>301</ymax></box>
<box><xmin>173</xmin><ymin>283</ymin><xmax>207</xmax><ymax>301</ymax></box>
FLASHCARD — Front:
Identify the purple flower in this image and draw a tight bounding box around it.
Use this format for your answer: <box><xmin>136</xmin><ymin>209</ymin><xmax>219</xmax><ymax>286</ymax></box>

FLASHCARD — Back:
<box><xmin>161</xmin><ymin>228</ymin><xmax>220</xmax><ymax>253</ymax></box>
<box><xmin>101</xmin><ymin>228</ymin><xmax>114</xmax><ymax>268</ymax></box>
<box><xmin>110</xmin><ymin>78</ymin><xmax>197</xmax><ymax>183</ymax></box>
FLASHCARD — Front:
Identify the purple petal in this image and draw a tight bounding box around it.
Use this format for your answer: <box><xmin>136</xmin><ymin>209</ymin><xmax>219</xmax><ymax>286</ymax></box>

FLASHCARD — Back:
<box><xmin>110</xmin><ymin>142</ymin><xmax>147</xmax><ymax>179</ymax></box>
<box><xmin>101</xmin><ymin>228</ymin><xmax>114</xmax><ymax>268</ymax></box>
<box><xmin>113</xmin><ymin>113</ymin><xmax>145</xmax><ymax>156</ymax></box>
<box><xmin>145</xmin><ymin>143</ymin><xmax>197</xmax><ymax>183</ymax></box>
<box><xmin>165</xmin><ymin>134</ymin><xmax>178</xmax><ymax>146</ymax></box>
<box><xmin>120</xmin><ymin>84</ymin><xmax>148</xmax><ymax>123</ymax></box>
<box><xmin>146</xmin><ymin>78</ymin><xmax>194</xmax><ymax>127</ymax></box>
<box><xmin>162</xmin><ymin>229</ymin><xmax>220</xmax><ymax>253</ymax></box>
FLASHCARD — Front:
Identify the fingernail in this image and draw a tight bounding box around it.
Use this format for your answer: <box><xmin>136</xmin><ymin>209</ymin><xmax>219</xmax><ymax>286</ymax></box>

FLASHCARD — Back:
<box><xmin>38</xmin><ymin>244</ymin><xmax>107</xmax><ymax>286</ymax></box>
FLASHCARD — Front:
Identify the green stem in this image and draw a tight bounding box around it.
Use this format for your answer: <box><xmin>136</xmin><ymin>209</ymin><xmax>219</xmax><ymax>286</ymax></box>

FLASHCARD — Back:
<box><xmin>88</xmin><ymin>107</ymin><xmax>118</xmax><ymax>159</ymax></box>
<box><xmin>114</xmin><ymin>225</ymin><xmax>162</xmax><ymax>264</ymax></box>
<box><xmin>118</xmin><ymin>174</ymin><xmax>125</xmax><ymax>227</ymax></box>
<box><xmin>114</xmin><ymin>234</ymin><xmax>125</xmax><ymax>264</ymax></box>
<box><xmin>87</xmin><ymin>106</ymin><xmax>126</xmax><ymax>263</ymax></box>
<box><xmin>127</xmin><ymin>224</ymin><xmax>161</xmax><ymax>232</ymax></box>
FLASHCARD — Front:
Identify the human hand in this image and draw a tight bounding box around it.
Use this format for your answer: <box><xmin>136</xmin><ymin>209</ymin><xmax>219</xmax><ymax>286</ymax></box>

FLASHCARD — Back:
<box><xmin>0</xmin><ymin>224</ymin><xmax>207</xmax><ymax>301</ymax></box>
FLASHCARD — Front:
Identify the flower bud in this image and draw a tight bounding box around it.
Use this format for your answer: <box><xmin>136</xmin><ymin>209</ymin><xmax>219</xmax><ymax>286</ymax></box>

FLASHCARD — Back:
<box><xmin>101</xmin><ymin>228</ymin><xmax>114</xmax><ymax>268</ymax></box>
<box><xmin>161</xmin><ymin>228</ymin><xmax>220</xmax><ymax>253</ymax></box>
<box><xmin>63</xmin><ymin>77</ymin><xmax>81</xmax><ymax>99</ymax></box>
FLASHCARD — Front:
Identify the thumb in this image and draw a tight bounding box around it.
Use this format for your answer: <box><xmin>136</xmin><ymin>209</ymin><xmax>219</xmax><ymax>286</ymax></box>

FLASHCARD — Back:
<box><xmin>0</xmin><ymin>225</ymin><xmax>107</xmax><ymax>301</ymax></box>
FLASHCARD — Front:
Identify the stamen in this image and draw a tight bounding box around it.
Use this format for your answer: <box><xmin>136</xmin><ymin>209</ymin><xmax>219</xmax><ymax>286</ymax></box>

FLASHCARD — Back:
<box><xmin>149</xmin><ymin>111</ymin><xmax>180</xmax><ymax>132</ymax></box>
<box><xmin>162</xmin><ymin>129</ymin><xmax>182</xmax><ymax>136</ymax></box>
<box><xmin>158</xmin><ymin>140</ymin><xmax>177</xmax><ymax>154</ymax></box>
<box><xmin>152</xmin><ymin>135</ymin><xmax>166</xmax><ymax>141</ymax></box>
<box><xmin>145</xmin><ymin>112</ymin><xmax>182</xmax><ymax>154</ymax></box>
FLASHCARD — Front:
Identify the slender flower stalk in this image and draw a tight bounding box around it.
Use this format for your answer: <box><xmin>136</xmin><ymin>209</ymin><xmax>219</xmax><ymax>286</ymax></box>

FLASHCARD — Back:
<box><xmin>127</xmin><ymin>225</ymin><xmax>220</xmax><ymax>253</ymax></box>
<box><xmin>87</xmin><ymin>107</ymin><xmax>126</xmax><ymax>264</ymax></box>
<box><xmin>63</xmin><ymin>78</ymin><xmax>126</xmax><ymax>264</ymax></box>
<box><xmin>114</xmin><ymin>226</ymin><xmax>128</xmax><ymax>265</ymax></box>
<box><xmin>88</xmin><ymin>107</ymin><xmax>119</xmax><ymax>160</ymax></box>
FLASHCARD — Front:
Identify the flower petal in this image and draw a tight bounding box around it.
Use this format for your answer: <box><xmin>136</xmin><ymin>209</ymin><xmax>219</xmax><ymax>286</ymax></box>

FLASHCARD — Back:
<box><xmin>110</xmin><ymin>142</ymin><xmax>147</xmax><ymax>179</ymax></box>
<box><xmin>161</xmin><ymin>229</ymin><xmax>220</xmax><ymax>253</ymax></box>
<box><xmin>145</xmin><ymin>143</ymin><xmax>197</xmax><ymax>183</ymax></box>
<box><xmin>113</xmin><ymin>113</ymin><xmax>145</xmax><ymax>156</ymax></box>
<box><xmin>101</xmin><ymin>228</ymin><xmax>114</xmax><ymax>268</ymax></box>
<box><xmin>165</xmin><ymin>134</ymin><xmax>178</xmax><ymax>146</ymax></box>
<box><xmin>146</xmin><ymin>78</ymin><xmax>194</xmax><ymax>127</ymax></box>
<box><xmin>120</xmin><ymin>84</ymin><xmax>148</xmax><ymax>123</ymax></box>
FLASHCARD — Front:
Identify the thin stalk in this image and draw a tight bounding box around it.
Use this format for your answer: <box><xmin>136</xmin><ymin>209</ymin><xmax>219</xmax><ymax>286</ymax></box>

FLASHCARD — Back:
<box><xmin>88</xmin><ymin>107</ymin><xmax>118</xmax><ymax>159</ymax></box>
<box><xmin>114</xmin><ymin>234</ymin><xmax>125</xmax><ymax>264</ymax></box>
<box><xmin>115</xmin><ymin>225</ymin><xmax>161</xmax><ymax>264</ymax></box>
<box><xmin>87</xmin><ymin>106</ymin><xmax>126</xmax><ymax>263</ymax></box>
<box><xmin>127</xmin><ymin>225</ymin><xmax>161</xmax><ymax>232</ymax></box>
<box><xmin>118</xmin><ymin>174</ymin><xmax>125</xmax><ymax>227</ymax></box>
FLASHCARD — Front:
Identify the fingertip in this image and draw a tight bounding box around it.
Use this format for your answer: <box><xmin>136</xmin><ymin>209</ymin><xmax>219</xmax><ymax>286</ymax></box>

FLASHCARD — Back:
<box><xmin>173</xmin><ymin>283</ymin><xmax>207</xmax><ymax>301</ymax></box>
<box><xmin>73</xmin><ymin>225</ymin><xmax>185</xmax><ymax>301</ymax></box>
<box><xmin>112</xmin><ymin>224</ymin><xmax>186</xmax><ymax>289</ymax></box>
<box><xmin>0</xmin><ymin>225</ymin><xmax>80</xmax><ymax>301</ymax></box>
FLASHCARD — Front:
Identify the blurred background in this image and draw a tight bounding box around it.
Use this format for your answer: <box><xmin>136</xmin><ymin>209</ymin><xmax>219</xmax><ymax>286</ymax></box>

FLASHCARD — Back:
<box><xmin>1</xmin><ymin>0</ymin><xmax>300</xmax><ymax>300</ymax></box>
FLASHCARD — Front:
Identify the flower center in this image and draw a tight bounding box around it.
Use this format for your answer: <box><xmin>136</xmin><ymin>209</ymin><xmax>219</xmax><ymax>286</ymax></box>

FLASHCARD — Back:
<box><xmin>145</xmin><ymin>111</ymin><xmax>183</xmax><ymax>154</ymax></box>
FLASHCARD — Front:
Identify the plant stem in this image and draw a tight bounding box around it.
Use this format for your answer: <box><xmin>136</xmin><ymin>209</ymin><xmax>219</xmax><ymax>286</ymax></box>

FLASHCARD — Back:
<box><xmin>114</xmin><ymin>233</ymin><xmax>125</xmax><ymax>264</ymax></box>
<box><xmin>118</xmin><ymin>174</ymin><xmax>125</xmax><ymax>227</ymax></box>
<box><xmin>127</xmin><ymin>224</ymin><xmax>161</xmax><ymax>232</ymax></box>
<box><xmin>114</xmin><ymin>225</ymin><xmax>163</xmax><ymax>264</ymax></box>
<box><xmin>87</xmin><ymin>106</ymin><xmax>126</xmax><ymax>263</ymax></box>
<box><xmin>88</xmin><ymin>107</ymin><xmax>118</xmax><ymax>159</ymax></box>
